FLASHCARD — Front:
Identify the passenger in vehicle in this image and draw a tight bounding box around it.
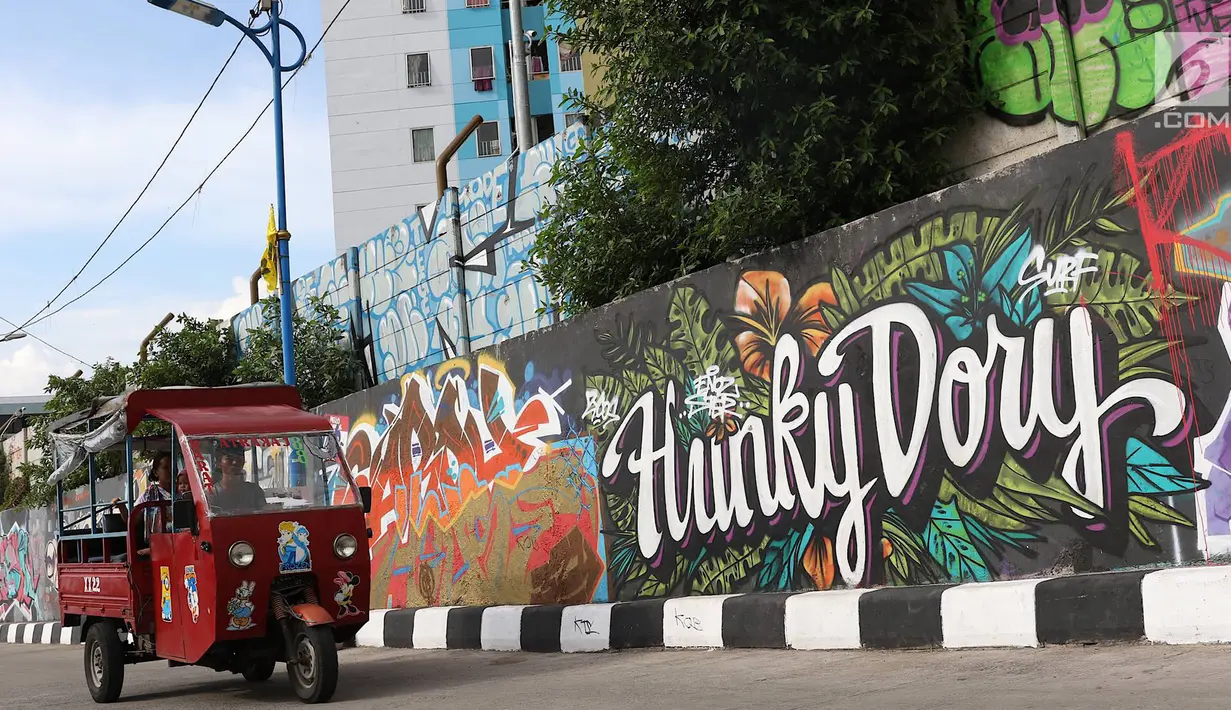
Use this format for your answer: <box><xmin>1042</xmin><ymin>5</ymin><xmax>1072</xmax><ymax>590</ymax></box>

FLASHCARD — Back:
<box><xmin>111</xmin><ymin>451</ymin><xmax>173</xmax><ymax>555</ymax></box>
<box><xmin>211</xmin><ymin>444</ymin><xmax>268</xmax><ymax>512</ymax></box>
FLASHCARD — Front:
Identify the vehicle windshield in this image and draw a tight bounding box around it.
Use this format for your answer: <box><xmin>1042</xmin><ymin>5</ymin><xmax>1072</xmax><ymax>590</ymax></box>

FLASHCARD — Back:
<box><xmin>185</xmin><ymin>433</ymin><xmax>359</xmax><ymax>517</ymax></box>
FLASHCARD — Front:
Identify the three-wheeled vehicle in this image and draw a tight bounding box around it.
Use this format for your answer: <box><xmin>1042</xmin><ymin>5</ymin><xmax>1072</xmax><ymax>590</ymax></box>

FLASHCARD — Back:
<box><xmin>48</xmin><ymin>385</ymin><xmax>373</xmax><ymax>704</ymax></box>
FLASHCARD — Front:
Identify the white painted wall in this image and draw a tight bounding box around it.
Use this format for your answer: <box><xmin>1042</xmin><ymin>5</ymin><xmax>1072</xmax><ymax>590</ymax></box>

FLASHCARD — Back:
<box><xmin>321</xmin><ymin>0</ymin><xmax>460</xmax><ymax>251</ymax></box>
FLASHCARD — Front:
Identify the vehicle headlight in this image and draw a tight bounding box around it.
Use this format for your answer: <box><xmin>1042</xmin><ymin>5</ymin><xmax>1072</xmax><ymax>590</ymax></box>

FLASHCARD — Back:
<box><xmin>334</xmin><ymin>534</ymin><xmax>358</xmax><ymax>560</ymax></box>
<box><xmin>228</xmin><ymin>541</ymin><xmax>255</xmax><ymax>567</ymax></box>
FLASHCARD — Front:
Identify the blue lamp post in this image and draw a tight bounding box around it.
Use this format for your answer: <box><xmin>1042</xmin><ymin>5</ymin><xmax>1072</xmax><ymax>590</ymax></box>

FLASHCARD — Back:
<box><xmin>148</xmin><ymin>0</ymin><xmax>305</xmax><ymax>387</ymax></box>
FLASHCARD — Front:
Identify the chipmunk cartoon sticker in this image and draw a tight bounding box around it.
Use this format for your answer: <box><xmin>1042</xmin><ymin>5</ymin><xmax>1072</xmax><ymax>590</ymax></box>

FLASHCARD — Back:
<box><xmin>225</xmin><ymin>581</ymin><xmax>256</xmax><ymax>631</ymax></box>
<box><xmin>277</xmin><ymin>521</ymin><xmax>312</xmax><ymax>573</ymax></box>
<box><xmin>333</xmin><ymin>571</ymin><xmax>360</xmax><ymax>618</ymax></box>
<box><xmin>184</xmin><ymin>565</ymin><xmax>200</xmax><ymax>624</ymax></box>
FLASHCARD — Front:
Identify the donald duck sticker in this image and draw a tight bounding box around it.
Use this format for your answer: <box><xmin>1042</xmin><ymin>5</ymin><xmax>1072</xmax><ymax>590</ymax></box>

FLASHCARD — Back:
<box><xmin>277</xmin><ymin>521</ymin><xmax>312</xmax><ymax>574</ymax></box>
<box><xmin>159</xmin><ymin>566</ymin><xmax>172</xmax><ymax>622</ymax></box>
<box><xmin>184</xmin><ymin>566</ymin><xmax>200</xmax><ymax>624</ymax></box>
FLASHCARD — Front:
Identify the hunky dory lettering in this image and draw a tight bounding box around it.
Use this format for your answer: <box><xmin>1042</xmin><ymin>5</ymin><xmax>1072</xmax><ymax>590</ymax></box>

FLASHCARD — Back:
<box><xmin>600</xmin><ymin>302</ymin><xmax>1191</xmax><ymax>586</ymax></box>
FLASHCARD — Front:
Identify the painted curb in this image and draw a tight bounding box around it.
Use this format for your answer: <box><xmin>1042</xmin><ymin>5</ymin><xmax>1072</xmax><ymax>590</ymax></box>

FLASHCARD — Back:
<box><xmin>359</xmin><ymin>566</ymin><xmax>1231</xmax><ymax>653</ymax></box>
<box><xmin>8</xmin><ymin>567</ymin><xmax>1231</xmax><ymax>653</ymax></box>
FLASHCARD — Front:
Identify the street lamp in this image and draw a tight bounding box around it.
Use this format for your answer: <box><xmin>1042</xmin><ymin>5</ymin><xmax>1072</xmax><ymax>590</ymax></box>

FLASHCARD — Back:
<box><xmin>147</xmin><ymin>0</ymin><xmax>306</xmax><ymax>387</ymax></box>
<box><xmin>0</xmin><ymin>332</ymin><xmax>26</xmax><ymax>343</ymax></box>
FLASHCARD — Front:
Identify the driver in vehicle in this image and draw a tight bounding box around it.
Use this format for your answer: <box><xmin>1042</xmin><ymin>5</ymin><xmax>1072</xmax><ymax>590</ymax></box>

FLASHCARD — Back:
<box><xmin>212</xmin><ymin>443</ymin><xmax>268</xmax><ymax>512</ymax></box>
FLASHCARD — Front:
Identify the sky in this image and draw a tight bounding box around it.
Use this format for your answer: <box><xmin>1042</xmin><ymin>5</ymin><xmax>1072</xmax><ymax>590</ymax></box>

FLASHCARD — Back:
<box><xmin>0</xmin><ymin>0</ymin><xmax>340</xmax><ymax>397</ymax></box>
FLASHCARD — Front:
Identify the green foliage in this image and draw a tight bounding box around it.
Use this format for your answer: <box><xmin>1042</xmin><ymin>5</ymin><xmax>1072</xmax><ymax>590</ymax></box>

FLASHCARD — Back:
<box><xmin>13</xmin><ymin>304</ymin><xmax>360</xmax><ymax>510</ymax></box>
<box><xmin>133</xmin><ymin>315</ymin><xmax>237</xmax><ymax>390</ymax></box>
<box><xmin>530</xmin><ymin>0</ymin><xmax>984</xmax><ymax>315</ymax></box>
<box><xmin>233</xmin><ymin>296</ymin><xmax>360</xmax><ymax>409</ymax></box>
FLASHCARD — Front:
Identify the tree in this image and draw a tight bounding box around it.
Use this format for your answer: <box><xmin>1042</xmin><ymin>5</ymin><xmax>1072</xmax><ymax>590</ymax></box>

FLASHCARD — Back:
<box><xmin>234</xmin><ymin>296</ymin><xmax>360</xmax><ymax>409</ymax></box>
<box><xmin>530</xmin><ymin>0</ymin><xmax>983</xmax><ymax>315</ymax></box>
<box><xmin>132</xmin><ymin>314</ymin><xmax>237</xmax><ymax>390</ymax></box>
<box><xmin>13</xmin><ymin>306</ymin><xmax>360</xmax><ymax>510</ymax></box>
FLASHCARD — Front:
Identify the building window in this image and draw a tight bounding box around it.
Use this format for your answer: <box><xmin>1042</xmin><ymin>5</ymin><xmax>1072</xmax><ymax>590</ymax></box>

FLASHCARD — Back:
<box><xmin>529</xmin><ymin>40</ymin><xmax>550</xmax><ymax>79</ymax></box>
<box><xmin>470</xmin><ymin>46</ymin><xmax>495</xmax><ymax>80</ymax></box>
<box><xmin>406</xmin><ymin>53</ymin><xmax>431</xmax><ymax>87</ymax></box>
<box><xmin>403</xmin><ymin>0</ymin><xmax>426</xmax><ymax>13</ymax></box>
<box><xmin>465</xmin><ymin>0</ymin><xmax>489</xmax><ymax>7</ymax></box>
<box><xmin>501</xmin><ymin>0</ymin><xmax>542</xmax><ymax>6</ymax></box>
<box><xmin>564</xmin><ymin>112</ymin><xmax>583</xmax><ymax>127</ymax></box>
<box><xmin>476</xmin><ymin>122</ymin><xmax>501</xmax><ymax>157</ymax></box>
<box><xmin>532</xmin><ymin>114</ymin><xmax>555</xmax><ymax>144</ymax></box>
<box><xmin>412</xmin><ymin>128</ymin><xmax>435</xmax><ymax>163</ymax></box>
<box><xmin>558</xmin><ymin>42</ymin><xmax>581</xmax><ymax>73</ymax></box>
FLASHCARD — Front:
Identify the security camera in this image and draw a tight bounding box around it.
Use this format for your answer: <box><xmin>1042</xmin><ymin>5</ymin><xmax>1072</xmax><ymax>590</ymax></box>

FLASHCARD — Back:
<box><xmin>525</xmin><ymin>29</ymin><xmax>538</xmax><ymax>40</ymax></box>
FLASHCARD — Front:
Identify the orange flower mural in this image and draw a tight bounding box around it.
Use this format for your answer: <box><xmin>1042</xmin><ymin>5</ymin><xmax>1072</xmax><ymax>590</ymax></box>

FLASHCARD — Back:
<box><xmin>731</xmin><ymin>271</ymin><xmax>837</xmax><ymax>381</ymax></box>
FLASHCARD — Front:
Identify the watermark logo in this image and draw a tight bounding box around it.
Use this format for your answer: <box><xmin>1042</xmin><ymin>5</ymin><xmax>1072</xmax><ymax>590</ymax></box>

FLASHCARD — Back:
<box><xmin>1153</xmin><ymin>29</ymin><xmax>1231</xmax><ymax>128</ymax></box>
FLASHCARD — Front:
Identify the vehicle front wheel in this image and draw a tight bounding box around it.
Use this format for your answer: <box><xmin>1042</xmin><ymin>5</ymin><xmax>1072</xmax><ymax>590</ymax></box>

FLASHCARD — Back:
<box><xmin>84</xmin><ymin>621</ymin><xmax>125</xmax><ymax>703</ymax></box>
<box><xmin>287</xmin><ymin>622</ymin><xmax>338</xmax><ymax>703</ymax></box>
<box><xmin>242</xmin><ymin>656</ymin><xmax>276</xmax><ymax>682</ymax></box>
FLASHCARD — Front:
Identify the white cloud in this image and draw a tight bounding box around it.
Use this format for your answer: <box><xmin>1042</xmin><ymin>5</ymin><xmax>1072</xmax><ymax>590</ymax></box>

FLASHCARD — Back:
<box><xmin>0</xmin><ymin>342</ymin><xmax>77</xmax><ymax>397</ymax></box>
<box><xmin>185</xmin><ymin>276</ymin><xmax>258</xmax><ymax>321</ymax></box>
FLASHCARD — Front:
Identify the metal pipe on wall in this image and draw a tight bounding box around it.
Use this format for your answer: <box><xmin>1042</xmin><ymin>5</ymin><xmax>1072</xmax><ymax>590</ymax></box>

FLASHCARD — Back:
<box><xmin>437</xmin><ymin>114</ymin><xmax>486</xmax><ymax>199</ymax></box>
<box><xmin>250</xmin><ymin>266</ymin><xmax>267</xmax><ymax>305</ymax></box>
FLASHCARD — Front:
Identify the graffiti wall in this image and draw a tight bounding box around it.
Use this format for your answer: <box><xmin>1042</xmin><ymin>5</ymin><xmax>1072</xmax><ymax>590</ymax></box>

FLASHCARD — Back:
<box><xmin>0</xmin><ymin>505</ymin><xmax>55</xmax><ymax>622</ymax></box>
<box><xmin>321</xmin><ymin>354</ymin><xmax>608</xmax><ymax>608</ymax></box>
<box><xmin>232</xmin><ymin>123</ymin><xmax>584</xmax><ymax>385</ymax></box>
<box><xmin>968</xmin><ymin>0</ymin><xmax>1231</xmax><ymax>129</ymax></box>
<box><xmin>319</xmin><ymin>117</ymin><xmax>1231</xmax><ymax>607</ymax></box>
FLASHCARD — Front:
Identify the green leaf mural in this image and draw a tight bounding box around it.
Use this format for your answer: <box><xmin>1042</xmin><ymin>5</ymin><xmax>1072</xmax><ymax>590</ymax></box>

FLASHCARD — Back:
<box><xmin>923</xmin><ymin>499</ymin><xmax>993</xmax><ymax>583</ymax></box>
<box><xmin>695</xmin><ymin>538</ymin><xmax>770</xmax><ymax>595</ymax></box>
<box><xmin>668</xmin><ymin>285</ymin><xmax>741</xmax><ymax>381</ymax></box>
<box><xmin>757</xmin><ymin>527</ymin><xmax>815</xmax><ymax>591</ymax></box>
<box><xmin>1045</xmin><ymin>247</ymin><xmax>1194</xmax><ymax>344</ymax></box>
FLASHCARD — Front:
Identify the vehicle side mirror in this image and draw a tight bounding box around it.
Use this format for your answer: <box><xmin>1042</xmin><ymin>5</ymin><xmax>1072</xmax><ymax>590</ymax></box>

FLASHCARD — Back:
<box><xmin>173</xmin><ymin>499</ymin><xmax>198</xmax><ymax>536</ymax></box>
<box><xmin>359</xmin><ymin>486</ymin><xmax>372</xmax><ymax>514</ymax></box>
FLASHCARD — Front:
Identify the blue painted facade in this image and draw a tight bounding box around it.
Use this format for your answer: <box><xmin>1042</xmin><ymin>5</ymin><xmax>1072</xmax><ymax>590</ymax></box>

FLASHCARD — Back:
<box><xmin>444</xmin><ymin>1</ymin><xmax>583</xmax><ymax>183</ymax></box>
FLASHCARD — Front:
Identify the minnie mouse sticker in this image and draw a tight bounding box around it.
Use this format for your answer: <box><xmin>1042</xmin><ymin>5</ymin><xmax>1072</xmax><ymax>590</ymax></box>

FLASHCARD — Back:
<box><xmin>333</xmin><ymin>571</ymin><xmax>360</xmax><ymax>618</ymax></box>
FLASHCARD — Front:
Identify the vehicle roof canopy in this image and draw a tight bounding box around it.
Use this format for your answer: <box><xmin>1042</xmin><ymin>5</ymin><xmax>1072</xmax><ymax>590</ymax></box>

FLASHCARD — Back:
<box><xmin>47</xmin><ymin>384</ymin><xmax>334</xmax><ymax>485</ymax></box>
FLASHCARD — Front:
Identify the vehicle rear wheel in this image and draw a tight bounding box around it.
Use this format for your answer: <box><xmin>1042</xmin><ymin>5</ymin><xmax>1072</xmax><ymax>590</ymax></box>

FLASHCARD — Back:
<box><xmin>242</xmin><ymin>656</ymin><xmax>276</xmax><ymax>682</ymax></box>
<box><xmin>84</xmin><ymin>621</ymin><xmax>125</xmax><ymax>703</ymax></box>
<box><xmin>287</xmin><ymin>622</ymin><xmax>338</xmax><ymax>704</ymax></box>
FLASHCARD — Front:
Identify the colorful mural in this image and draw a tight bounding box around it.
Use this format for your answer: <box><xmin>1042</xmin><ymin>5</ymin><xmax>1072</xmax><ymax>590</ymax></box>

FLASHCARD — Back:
<box><xmin>328</xmin><ymin>354</ymin><xmax>608</xmax><ymax>608</ymax></box>
<box><xmin>0</xmin><ymin>513</ymin><xmax>53</xmax><ymax>622</ymax></box>
<box><xmin>967</xmin><ymin>0</ymin><xmax>1231</xmax><ymax>128</ymax></box>
<box><xmin>307</xmin><ymin>118</ymin><xmax>1231</xmax><ymax>606</ymax></box>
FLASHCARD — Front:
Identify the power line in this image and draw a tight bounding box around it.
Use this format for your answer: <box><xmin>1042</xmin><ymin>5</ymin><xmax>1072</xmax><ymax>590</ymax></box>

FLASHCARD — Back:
<box><xmin>5</xmin><ymin>29</ymin><xmax>254</xmax><ymax>340</ymax></box>
<box><xmin>24</xmin><ymin>0</ymin><xmax>353</xmax><ymax>332</ymax></box>
<box><xmin>0</xmin><ymin>315</ymin><xmax>90</xmax><ymax>367</ymax></box>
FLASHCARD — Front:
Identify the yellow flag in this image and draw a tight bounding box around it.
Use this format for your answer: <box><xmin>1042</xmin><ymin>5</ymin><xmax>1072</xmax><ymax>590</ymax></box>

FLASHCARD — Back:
<box><xmin>260</xmin><ymin>205</ymin><xmax>279</xmax><ymax>294</ymax></box>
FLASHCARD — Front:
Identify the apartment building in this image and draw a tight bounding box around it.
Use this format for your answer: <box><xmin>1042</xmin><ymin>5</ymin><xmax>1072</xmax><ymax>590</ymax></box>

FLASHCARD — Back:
<box><xmin>320</xmin><ymin>0</ymin><xmax>586</xmax><ymax>251</ymax></box>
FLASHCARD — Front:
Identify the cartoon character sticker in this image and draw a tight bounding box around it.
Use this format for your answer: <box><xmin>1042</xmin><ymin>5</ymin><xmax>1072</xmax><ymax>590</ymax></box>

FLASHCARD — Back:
<box><xmin>159</xmin><ymin>566</ymin><xmax>172</xmax><ymax>622</ymax></box>
<box><xmin>334</xmin><ymin>571</ymin><xmax>360</xmax><ymax>618</ymax></box>
<box><xmin>225</xmin><ymin>581</ymin><xmax>256</xmax><ymax>631</ymax></box>
<box><xmin>184</xmin><ymin>566</ymin><xmax>199</xmax><ymax>624</ymax></box>
<box><xmin>277</xmin><ymin>521</ymin><xmax>312</xmax><ymax>573</ymax></box>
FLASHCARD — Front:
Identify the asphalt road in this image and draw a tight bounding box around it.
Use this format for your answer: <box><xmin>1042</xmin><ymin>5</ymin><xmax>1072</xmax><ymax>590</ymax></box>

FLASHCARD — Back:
<box><xmin>3</xmin><ymin>641</ymin><xmax>1229</xmax><ymax>708</ymax></box>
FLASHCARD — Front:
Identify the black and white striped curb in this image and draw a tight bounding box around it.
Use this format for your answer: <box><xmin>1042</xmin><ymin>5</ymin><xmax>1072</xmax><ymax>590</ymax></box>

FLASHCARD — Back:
<box><xmin>7</xmin><ymin>566</ymin><xmax>1231</xmax><ymax>652</ymax></box>
<box><xmin>0</xmin><ymin>622</ymin><xmax>81</xmax><ymax>645</ymax></box>
<box><xmin>354</xmin><ymin>566</ymin><xmax>1231</xmax><ymax>652</ymax></box>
